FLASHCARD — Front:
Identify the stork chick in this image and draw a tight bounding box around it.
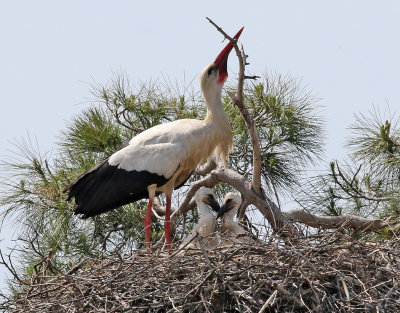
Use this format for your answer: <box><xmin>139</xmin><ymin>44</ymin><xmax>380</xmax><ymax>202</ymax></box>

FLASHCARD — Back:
<box><xmin>179</xmin><ymin>187</ymin><xmax>220</xmax><ymax>251</ymax></box>
<box><xmin>217</xmin><ymin>192</ymin><xmax>256</xmax><ymax>247</ymax></box>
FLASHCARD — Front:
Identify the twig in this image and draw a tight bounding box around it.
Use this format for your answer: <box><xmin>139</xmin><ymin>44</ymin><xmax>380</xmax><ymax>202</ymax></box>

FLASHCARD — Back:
<box><xmin>168</xmin><ymin>232</ymin><xmax>200</xmax><ymax>258</ymax></box>
<box><xmin>244</xmin><ymin>75</ymin><xmax>261</xmax><ymax>80</ymax></box>
<box><xmin>258</xmin><ymin>290</ymin><xmax>277</xmax><ymax>312</ymax></box>
<box><xmin>67</xmin><ymin>258</ymin><xmax>89</xmax><ymax>275</ymax></box>
<box><xmin>272</xmin><ymin>282</ymin><xmax>306</xmax><ymax>308</ymax></box>
<box><xmin>0</xmin><ymin>249</ymin><xmax>27</xmax><ymax>285</ymax></box>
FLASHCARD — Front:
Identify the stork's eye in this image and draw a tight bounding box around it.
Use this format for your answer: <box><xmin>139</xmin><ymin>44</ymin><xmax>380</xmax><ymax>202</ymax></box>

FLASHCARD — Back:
<box><xmin>207</xmin><ymin>66</ymin><xmax>215</xmax><ymax>76</ymax></box>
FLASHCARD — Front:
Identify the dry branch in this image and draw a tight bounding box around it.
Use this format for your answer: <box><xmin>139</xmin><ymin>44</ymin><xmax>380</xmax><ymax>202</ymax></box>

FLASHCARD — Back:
<box><xmin>286</xmin><ymin>209</ymin><xmax>390</xmax><ymax>231</ymax></box>
<box><xmin>172</xmin><ymin>166</ymin><xmax>297</xmax><ymax>236</ymax></box>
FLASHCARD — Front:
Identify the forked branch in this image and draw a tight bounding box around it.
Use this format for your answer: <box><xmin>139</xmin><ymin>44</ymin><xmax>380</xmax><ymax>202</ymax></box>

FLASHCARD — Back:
<box><xmin>206</xmin><ymin>17</ymin><xmax>263</xmax><ymax>195</ymax></box>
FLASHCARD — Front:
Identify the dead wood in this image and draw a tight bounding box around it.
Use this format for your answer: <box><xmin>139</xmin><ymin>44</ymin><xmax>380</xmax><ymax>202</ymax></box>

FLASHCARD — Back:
<box><xmin>286</xmin><ymin>209</ymin><xmax>390</xmax><ymax>231</ymax></box>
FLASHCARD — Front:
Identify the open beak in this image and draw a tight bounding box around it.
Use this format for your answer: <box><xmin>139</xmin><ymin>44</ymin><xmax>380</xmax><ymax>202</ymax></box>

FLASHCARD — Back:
<box><xmin>206</xmin><ymin>195</ymin><xmax>221</xmax><ymax>213</ymax></box>
<box><xmin>217</xmin><ymin>202</ymin><xmax>233</xmax><ymax>219</ymax></box>
<box><xmin>214</xmin><ymin>26</ymin><xmax>244</xmax><ymax>84</ymax></box>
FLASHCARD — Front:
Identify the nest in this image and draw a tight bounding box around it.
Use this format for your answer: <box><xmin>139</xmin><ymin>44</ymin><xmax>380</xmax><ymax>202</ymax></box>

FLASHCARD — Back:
<box><xmin>2</xmin><ymin>232</ymin><xmax>400</xmax><ymax>312</ymax></box>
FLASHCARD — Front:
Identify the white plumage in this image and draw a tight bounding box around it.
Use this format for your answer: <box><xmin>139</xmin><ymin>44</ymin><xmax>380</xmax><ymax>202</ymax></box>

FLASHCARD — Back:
<box><xmin>218</xmin><ymin>192</ymin><xmax>256</xmax><ymax>247</ymax></box>
<box><xmin>108</xmin><ymin>111</ymin><xmax>232</xmax><ymax>187</ymax></box>
<box><xmin>179</xmin><ymin>187</ymin><xmax>220</xmax><ymax>251</ymax></box>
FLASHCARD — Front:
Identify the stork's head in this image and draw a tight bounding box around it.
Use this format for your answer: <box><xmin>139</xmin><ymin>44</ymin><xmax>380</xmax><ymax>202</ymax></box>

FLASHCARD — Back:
<box><xmin>194</xmin><ymin>187</ymin><xmax>220</xmax><ymax>213</ymax></box>
<box><xmin>200</xmin><ymin>27</ymin><xmax>244</xmax><ymax>94</ymax></box>
<box><xmin>217</xmin><ymin>192</ymin><xmax>241</xmax><ymax>219</ymax></box>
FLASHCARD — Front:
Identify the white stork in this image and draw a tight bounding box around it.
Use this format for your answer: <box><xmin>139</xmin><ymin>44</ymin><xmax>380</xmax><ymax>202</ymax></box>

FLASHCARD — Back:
<box><xmin>65</xmin><ymin>27</ymin><xmax>244</xmax><ymax>252</ymax></box>
<box><xmin>217</xmin><ymin>192</ymin><xmax>256</xmax><ymax>247</ymax></box>
<box><xmin>178</xmin><ymin>187</ymin><xmax>220</xmax><ymax>251</ymax></box>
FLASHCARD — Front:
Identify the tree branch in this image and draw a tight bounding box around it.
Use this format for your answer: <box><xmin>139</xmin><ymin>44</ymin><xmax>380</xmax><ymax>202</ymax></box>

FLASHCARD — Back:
<box><xmin>285</xmin><ymin>209</ymin><xmax>390</xmax><ymax>231</ymax></box>
<box><xmin>0</xmin><ymin>249</ymin><xmax>28</xmax><ymax>285</ymax></box>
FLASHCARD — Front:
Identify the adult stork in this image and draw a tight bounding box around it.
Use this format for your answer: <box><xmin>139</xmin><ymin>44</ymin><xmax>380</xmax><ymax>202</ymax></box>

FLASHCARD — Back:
<box><xmin>217</xmin><ymin>192</ymin><xmax>257</xmax><ymax>247</ymax></box>
<box><xmin>65</xmin><ymin>27</ymin><xmax>244</xmax><ymax>252</ymax></box>
<box><xmin>178</xmin><ymin>187</ymin><xmax>220</xmax><ymax>251</ymax></box>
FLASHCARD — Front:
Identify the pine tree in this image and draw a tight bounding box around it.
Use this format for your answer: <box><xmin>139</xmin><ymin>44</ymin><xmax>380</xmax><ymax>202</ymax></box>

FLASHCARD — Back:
<box><xmin>0</xmin><ymin>71</ymin><xmax>323</xmax><ymax>281</ymax></box>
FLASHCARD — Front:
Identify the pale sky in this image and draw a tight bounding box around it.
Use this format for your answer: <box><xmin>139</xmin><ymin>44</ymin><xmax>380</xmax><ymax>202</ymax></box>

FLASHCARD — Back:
<box><xmin>0</xmin><ymin>1</ymin><xmax>399</xmax><ymax>288</ymax></box>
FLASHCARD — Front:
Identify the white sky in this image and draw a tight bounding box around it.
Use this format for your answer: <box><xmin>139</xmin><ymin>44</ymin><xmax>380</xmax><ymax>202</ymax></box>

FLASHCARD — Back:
<box><xmin>0</xmin><ymin>1</ymin><xmax>399</xmax><ymax>288</ymax></box>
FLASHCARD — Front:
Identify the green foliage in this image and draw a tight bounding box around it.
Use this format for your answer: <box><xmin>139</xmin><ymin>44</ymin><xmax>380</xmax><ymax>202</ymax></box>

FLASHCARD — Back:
<box><xmin>226</xmin><ymin>73</ymin><xmax>324</xmax><ymax>194</ymax></box>
<box><xmin>348</xmin><ymin>109</ymin><xmax>400</xmax><ymax>183</ymax></box>
<box><xmin>61</xmin><ymin>107</ymin><xmax>124</xmax><ymax>157</ymax></box>
<box><xmin>298</xmin><ymin>109</ymin><xmax>400</xmax><ymax>231</ymax></box>
<box><xmin>0</xmin><ymin>138</ymin><xmax>89</xmax><ymax>276</ymax></box>
<box><xmin>0</xmin><ymin>71</ymin><xmax>324</xmax><ymax>283</ymax></box>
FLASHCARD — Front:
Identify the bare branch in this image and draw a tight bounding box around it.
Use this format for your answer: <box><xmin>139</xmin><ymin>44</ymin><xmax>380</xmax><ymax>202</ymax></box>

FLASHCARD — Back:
<box><xmin>211</xmin><ymin>168</ymin><xmax>297</xmax><ymax>235</ymax></box>
<box><xmin>286</xmin><ymin>209</ymin><xmax>390</xmax><ymax>231</ymax></box>
<box><xmin>0</xmin><ymin>249</ymin><xmax>27</xmax><ymax>285</ymax></box>
<box><xmin>237</xmin><ymin>199</ymin><xmax>249</xmax><ymax>222</ymax></box>
<box><xmin>239</xmin><ymin>42</ymin><xmax>249</xmax><ymax>66</ymax></box>
<box><xmin>175</xmin><ymin>167</ymin><xmax>298</xmax><ymax>236</ymax></box>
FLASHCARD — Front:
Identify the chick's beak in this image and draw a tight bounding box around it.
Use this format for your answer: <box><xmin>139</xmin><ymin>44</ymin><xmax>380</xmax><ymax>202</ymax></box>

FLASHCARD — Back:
<box><xmin>217</xmin><ymin>202</ymin><xmax>232</xmax><ymax>219</ymax></box>
<box><xmin>206</xmin><ymin>195</ymin><xmax>221</xmax><ymax>213</ymax></box>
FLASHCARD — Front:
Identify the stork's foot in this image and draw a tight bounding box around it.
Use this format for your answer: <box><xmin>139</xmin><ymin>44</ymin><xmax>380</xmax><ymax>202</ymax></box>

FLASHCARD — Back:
<box><xmin>146</xmin><ymin>244</ymin><xmax>151</xmax><ymax>255</ymax></box>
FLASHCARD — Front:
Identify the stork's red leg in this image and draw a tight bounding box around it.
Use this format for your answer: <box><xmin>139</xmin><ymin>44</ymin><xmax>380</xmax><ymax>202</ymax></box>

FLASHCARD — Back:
<box><xmin>144</xmin><ymin>198</ymin><xmax>153</xmax><ymax>253</ymax></box>
<box><xmin>164</xmin><ymin>194</ymin><xmax>172</xmax><ymax>250</ymax></box>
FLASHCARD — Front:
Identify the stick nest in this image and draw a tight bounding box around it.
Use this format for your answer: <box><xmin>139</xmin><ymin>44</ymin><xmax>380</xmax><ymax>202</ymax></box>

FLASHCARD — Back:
<box><xmin>2</xmin><ymin>233</ymin><xmax>400</xmax><ymax>312</ymax></box>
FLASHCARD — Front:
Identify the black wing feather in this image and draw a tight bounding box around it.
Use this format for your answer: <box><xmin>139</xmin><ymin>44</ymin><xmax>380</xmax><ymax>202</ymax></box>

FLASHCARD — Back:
<box><xmin>66</xmin><ymin>158</ymin><xmax>168</xmax><ymax>218</ymax></box>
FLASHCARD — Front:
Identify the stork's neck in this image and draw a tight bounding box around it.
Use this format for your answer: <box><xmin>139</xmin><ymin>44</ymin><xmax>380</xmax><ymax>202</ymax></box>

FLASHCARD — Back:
<box><xmin>203</xmin><ymin>89</ymin><xmax>230</xmax><ymax>126</ymax></box>
<box><xmin>196</xmin><ymin>201</ymin><xmax>214</xmax><ymax>218</ymax></box>
<box><xmin>201</xmin><ymin>83</ymin><xmax>233</xmax><ymax>166</ymax></box>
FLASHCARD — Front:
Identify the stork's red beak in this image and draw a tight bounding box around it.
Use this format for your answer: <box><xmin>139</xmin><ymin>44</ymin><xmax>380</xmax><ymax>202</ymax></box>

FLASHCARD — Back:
<box><xmin>214</xmin><ymin>26</ymin><xmax>244</xmax><ymax>84</ymax></box>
